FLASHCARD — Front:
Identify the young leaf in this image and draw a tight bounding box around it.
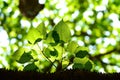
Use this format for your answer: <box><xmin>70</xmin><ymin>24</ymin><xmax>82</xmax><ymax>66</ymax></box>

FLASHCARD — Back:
<box><xmin>52</xmin><ymin>31</ymin><xmax>60</xmax><ymax>43</ymax></box>
<box><xmin>73</xmin><ymin>57</ymin><xmax>89</xmax><ymax>64</ymax></box>
<box><xmin>54</xmin><ymin>20</ymin><xmax>71</xmax><ymax>42</ymax></box>
<box><xmin>46</xmin><ymin>31</ymin><xmax>55</xmax><ymax>43</ymax></box>
<box><xmin>26</xmin><ymin>28</ymin><xmax>41</xmax><ymax>44</ymax></box>
<box><xmin>43</xmin><ymin>48</ymin><xmax>51</xmax><ymax>58</ymax></box>
<box><xmin>67</xmin><ymin>41</ymin><xmax>78</xmax><ymax>54</ymax></box>
<box><xmin>23</xmin><ymin>63</ymin><xmax>38</xmax><ymax>71</ymax></box>
<box><xmin>12</xmin><ymin>47</ymin><xmax>25</xmax><ymax>61</ymax></box>
<box><xmin>36</xmin><ymin>22</ymin><xmax>46</xmax><ymax>39</ymax></box>
<box><xmin>84</xmin><ymin>60</ymin><xmax>93</xmax><ymax>71</ymax></box>
<box><xmin>34</xmin><ymin>38</ymin><xmax>42</xmax><ymax>44</ymax></box>
<box><xmin>26</xmin><ymin>23</ymin><xmax>46</xmax><ymax>44</ymax></box>
<box><xmin>17</xmin><ymin>51</ymin><xmax>33</xmax><ymax>64</ymax></box>
<box><xmin>73</xmin><ymin>63</ymin><xmax>84</xmax><ymax>69</ymax></box>
<box><xmin>75</xmin><ymin>50</ymin><xmax>88</xmax><ymax>58</ymax></box>
<box><xmin>50</xmin><ymin>48</ymin><xmax>58</xmax><ymax>57</ymax></box>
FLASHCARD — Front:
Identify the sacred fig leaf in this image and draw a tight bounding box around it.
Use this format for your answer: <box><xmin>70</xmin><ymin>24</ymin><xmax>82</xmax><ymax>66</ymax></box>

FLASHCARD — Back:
<box><xmin>46</xmin><ymin>31</ymin><xmax>55</xmax><ymax>44</ymax></box>
<box><xmin>26</xmin><ymin>23</ymin><xmax>46</xmax><ymax>44</ymax></box>
<box><xmin>43</xmin><ymin>48</ymin><xmax>51</xmax><ymax>58</ymax></box>
<box><xmin>17</xmin><ymin>51</ymin><xmax>33</xmax><ymax>64</ymax></box>
<box><xmin>67</xmin><ymin>41</ymin><xmax>78</xmax><ymax>54</ymax></box>
<box><xmin>50</xmin><ymin>48</ymin><xmax>58</xmax><ymax>57</ymax></box>
<box><xmin>23</xmin><ymin>63</ymin><xmax>38</xmax><ymax>71</ymax></box>
<box><xmin>73</xmin><ymin>57</ymin><xmax>89</xmax><ymax>64</ymax></box>
<box><xmin>36</xmin><ymin>22</ymin><xmax>46</xmax><ymax>39</ymax></box>
<box><xmin>52</xmin><ymin>31</ymin><xmax>60</xmax><ymax>43</ymax></box>
<box><xmin>84</xmin><ymin>60</ymin><xmax>93</xmax><ymax>71</ymax></box>
<box><xmin>34</xmin><ymin>38</ymin><xmax>42</xmax><ymax>44</ymax></box>
<box><xmin>75</xmin><ymin>50</ymin><xmax>88</xmax><ymax>58</ymax></box>
<box><xmin>73</xmin><ymin>63</ymin><xmax>84</xmax><ymax>69</ymax></box>
<box><xmin>12</xmin><ymin>47</ymin><xmax>25</xmax><ymax>61</ymax></box>
<box><xmin>26</xmin><ymin>28</ymin><xmax>41</xmax><ymax>44</ymax></box>
<box><xmin>53</xmin><ymin>20</ymin><xmax>71</xmax><ymax>42</ymax></box>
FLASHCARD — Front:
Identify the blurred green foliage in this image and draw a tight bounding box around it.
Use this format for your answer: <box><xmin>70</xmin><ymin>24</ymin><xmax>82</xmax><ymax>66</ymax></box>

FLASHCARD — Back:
<box><xmin>0</xmin><ymin>0</ymin><xmax>120</xmax><ymax>73</ymax></box>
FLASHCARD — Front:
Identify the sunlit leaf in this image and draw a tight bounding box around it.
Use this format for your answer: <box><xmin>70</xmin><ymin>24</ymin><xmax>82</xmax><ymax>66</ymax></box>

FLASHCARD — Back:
<box><xmin>46</xmin><ymin>31</ymin><xmax>55</xmax><ymax>43</ymax></box>
<box><xmin>73</xmin><ymin>57</ymin><xmax>89</xmax><ymax>64</ymax></box>
<box><xmin>36</xmin><ymin>22</ymin><xmax>46</xmax><ymax>39</ymax></box>
<box><xmin>54</xmin><ymin>44</ymin><xmax>64</xmax><ymax>60</ymax></box>
<box><xmin>12</xmin><ymin>47</ymin><xmax>25</xmax><ymax>60</ymax></box>
<box><xmin>17</xmin><ymin>51</ymin><xmax>33</xmax><ymax>64</ymax></box>
<box><xmin>67</xmin><ymin>41</ymin><xmax>78</xmax><ymax>54</ymax></box>
<box><xmin>34</xmin><ymin>38</ymin><xmax>42</xmax><ymax>44</ymax></box>
<box><xmin>23</xmin><ymin>63</ymin><xmax>38</xmax><ymax>71</ymax></box>
<box><xmin>54</xmin><ymin>20</ymin><xmax>71</xmax><ymax>42</ymax></box>
<box><xmin>43</xmin><ymin>48</ymin><xmax>51</xmax><ymax>58</ymax></box>
<box><xmin>26</xmin><ymin>28</ymin><xmax>41</xmax><ymax>44</ymax></box>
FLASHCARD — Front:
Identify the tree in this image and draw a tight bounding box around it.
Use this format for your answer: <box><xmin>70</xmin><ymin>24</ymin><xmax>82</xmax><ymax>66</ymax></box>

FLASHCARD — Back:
<box><xmin>0</xmin><ymin>0</ymin><xmax>120</xmax><ymax>73</ymax></box>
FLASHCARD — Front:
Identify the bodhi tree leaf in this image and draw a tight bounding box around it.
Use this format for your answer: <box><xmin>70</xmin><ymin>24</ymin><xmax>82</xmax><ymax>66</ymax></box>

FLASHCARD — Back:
<box><xmin>26</xmin><ymin>23</ymin><xmax>46</xmax><ymax>44</ymax></box>
<box><xmin>73</xmin><ymin>57</ymin><xmax>89</xmax><ymax>64</ymax></box>
<box><xmin>67</xmin><ymin>41</ymin><xmax>78</xmax><ymax>54</ymax></box>
<box><xmin>75</xmin><ymin>50</ymin><xmax>88</xmax><ymax>58</ymax></box>
<box><xmin>73</xmin><ymin>63</ymin><xmax>84</xmax><ymax>69</ymax></box>
<box><xmin>36</xmin><ymin>22</ymin><xmax>46</xmax><ymax>39</ymax></box>
<box><xmin>12</xmin><ymin>47</ymin><xmax>25</xmax><ymax>61</ymax></box>
<box><xmin>46</xmin><ymin>31</ymin><xmax>55</xmax><ymax>44</ymax></box>
<box><xmin>84</xmin><ymin>60</ymin><xmax>93</xmax><ymax>71</ymax></box>
<box><xmin>54</xmin><ymin>20</ymin><xmax>71</xmax><ymax>42</ymax></box>
<box><xmin>52</xmin><ymin>31</ymin><xmax>60</xmax><ymax>43</ymax></box>
<box><xmin>26</xmin><ymin>28</ymin><xmax>41</xmax><ymax>44</ymax></box>
<box><xmin>17</xmin><ymin>51</ymin><xmax>33</xmax><ymax>64</ymax></box>
<box><xmin>50</xmin><ymin>48</ymin><xmax>58</xmax><ymax>57</ymax></box>
<box><xmin>23</xmin><ymin>63</ymin><xmax>38</xmax><ymax>71</ymax></box>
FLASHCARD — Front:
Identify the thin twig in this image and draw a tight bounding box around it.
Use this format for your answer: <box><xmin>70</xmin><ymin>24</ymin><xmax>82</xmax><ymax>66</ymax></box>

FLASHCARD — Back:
<box><xmin>37</xmin><ymin>43</ymin><xmax>57</xmax><ymax>68</ymax></box>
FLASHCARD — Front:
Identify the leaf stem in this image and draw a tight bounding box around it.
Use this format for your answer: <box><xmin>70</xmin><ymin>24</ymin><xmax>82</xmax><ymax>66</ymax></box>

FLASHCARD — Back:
<box><xmin>36</xmin><ymin>43</ymin><xmax>57</xmax><ymax>69</ymax></box>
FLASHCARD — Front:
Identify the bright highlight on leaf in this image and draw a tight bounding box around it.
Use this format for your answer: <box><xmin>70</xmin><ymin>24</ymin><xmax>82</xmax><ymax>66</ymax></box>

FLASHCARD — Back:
<box><xmin>67</xmin><ymin>41</ymin><xmax>78</xmax><ymax>54</ymax></box>
<box><xmin>12</xmin><ymin>19</ymin><xmax>94</xmax><ymax>72</ymax></box>
<box><xmin>26</xmin><ymin>23</ymin><xmax>46</xmax><ymax>44</ymax></box>
<box><xmin>54</xmin><ymin>20</ymin><xmax>71</xmax><ymax>42</ymax></box>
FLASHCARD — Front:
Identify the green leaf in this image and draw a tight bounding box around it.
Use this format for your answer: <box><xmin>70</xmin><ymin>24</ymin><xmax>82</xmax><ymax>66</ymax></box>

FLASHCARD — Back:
<box><xmin>52</xmin><ymin>31</ymin><xmax>60</xmax><ymax>43</ymax></box>
<box><xmin>23</xmin><ymin>63</ymin><xmax>38</xmax><ymax>71</ymax></box>
<box><xmin>36</xmin><ymin>22</ymin><xmax>46</xmax><ymax>39</ymax></box>
<box><xmin>26</xmin><ymin>28</ymin><xmax>41</xmax><ymax>44</ymax></box>
<box><xmin>43</xmin><ymin>48</ymin><xmax>51</xmax><ymax>58</ymax></box>
<box><xmin>76</xmin><ymin>50</ymin><xmax>88</xmax><ymax>58</ymax></box>
<box><xmin>46</xmin><ymin>31</ymin><xmax>55</xmax><ymax>43</ymax></box>
<box><xmin>84</xmin><ymin>60</ymin><xmax>93</xmax><ymax>70</ymax></box>
<box><xmin>73</xmin><ymin>57</ymin><xmax>89</xmax><ymax>64</ymax></box>
<box><xmin>34</xmin><ymin>38</ymin><xmax>42</xmax><ymax>44</ymax></box>
<box><xmin>26</xmin><ymin>23</ymin><xmax>46</xmax><ymax>44</ymax></box>
<box><xmin>73</xmin><ymin>63</ymin><xmax>84</xmax><ymax>69</ymax></box>
<box><xmin>12</xmin><ymin>47</ymin><xmax>25</xmax><ymax>60</ymax></box>
<box><xmin>67</xmin><ymin>41</ymin><xmax>78</xmax><ymax>53</ymax></box>
<box><xmin>50</xmin><ymin>48</ymin><xmax>58</xmax><ymax>57</ymax></box>
<box><xmin>17</xmin><ymin>51</ymin><xmax>33</xmax><ymax>64</ymax></box>
<box><xmin>54</xmin><ymin>20</ymin><xmax>71</xmax><ymax>42</ymax></box>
